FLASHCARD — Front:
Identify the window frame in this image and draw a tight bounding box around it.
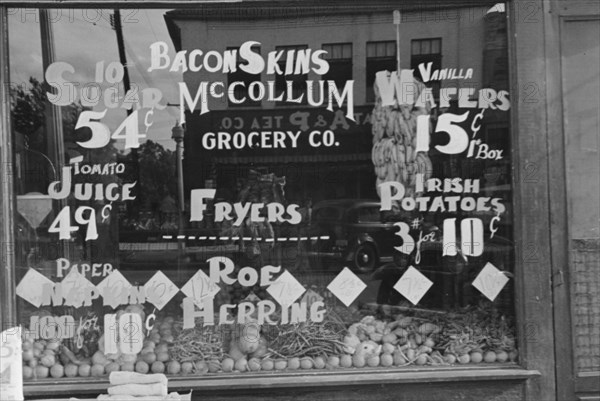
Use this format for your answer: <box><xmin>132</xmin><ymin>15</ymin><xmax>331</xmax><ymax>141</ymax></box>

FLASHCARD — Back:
<box><xmin>0</xmin><ymin>2</ymin><xmax>554</xmax><ymax>400</ymax></box>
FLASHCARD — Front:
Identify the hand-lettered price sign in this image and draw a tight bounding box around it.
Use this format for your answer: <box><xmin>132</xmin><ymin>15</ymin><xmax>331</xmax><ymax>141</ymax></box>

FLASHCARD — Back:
<box><xmin>181</xmin><ymin>270</ymin><xmax>221</xmax><ymax>308</ymax></box>
<box><xmin>144</xmin><ymin>271</ymin><xmax>179</xmax><ymax>310</ymax></box>
<box><xmin>16</xmin><ymin>269</ymin><xmax>54</xmax><ymax>308</ymax></box>
<box><xmin>472</xmin><ymin>262</ymin><xmax>509</xmax><ymax>301</ymax></box>
<box><xmin>266</xmin><ymin>270</ymin><xmax>306</xmax><ymax>308</ymax></box>
<box><xmin>61</xmin><ymin>269</ymin><xmax>96</xmax><ymax>308</ymax></box>
<box><xmin>393</xmin><ymin>266</ymin><xmax>433</xmax><ymax>305</ymax></box>
<box><xmin>327</xmin><ymin>267</ymin><xmax>367</xmax><ymax>307</ymax></box>
<box><xmin>104</xmin><ymin>312</ymin><xmax>143</xmax><ymax>355</ymax></box>
<box><xmin>97</xmin><ymin>270</ymin><xmax>132</xmax><ymax>309</ymax></box>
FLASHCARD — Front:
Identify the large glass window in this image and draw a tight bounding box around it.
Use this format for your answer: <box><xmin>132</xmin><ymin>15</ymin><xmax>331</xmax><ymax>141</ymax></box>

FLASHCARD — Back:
<box><xmin>6</xmin><ymin>3</ymin><xmax>517</xmax><ymax>386</ymax></box>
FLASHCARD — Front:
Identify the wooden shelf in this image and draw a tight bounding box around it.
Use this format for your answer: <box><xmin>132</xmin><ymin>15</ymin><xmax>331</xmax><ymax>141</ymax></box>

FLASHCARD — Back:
<box><xmin>25</xmin><ymin>365</ymin><xmax>540</xmax><ymax>398</ymax></box>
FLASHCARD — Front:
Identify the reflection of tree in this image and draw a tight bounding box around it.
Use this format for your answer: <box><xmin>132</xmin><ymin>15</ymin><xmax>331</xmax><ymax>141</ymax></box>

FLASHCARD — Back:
<box><xmin>10</xmin><ymin>78</ymin><xmax>46</xmax><ymax>139</ymax></box>
<box><xmin>10</xmin><ymin>77</ymin><xmax>120</xmax><ymax>263</ymax></box>
<box><xmin>121</xmin><ymin>140</ymin><xmax>177</xmax><ymax>217</ymax></box>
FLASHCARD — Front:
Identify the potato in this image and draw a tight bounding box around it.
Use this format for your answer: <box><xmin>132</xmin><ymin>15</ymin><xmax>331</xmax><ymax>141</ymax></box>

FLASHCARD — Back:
<box><xmin>91</xmin><ymin>364</ymin><xmax>105</xmax><ymax>376</ymax></box>
<box><xmin>195</xmin><ymin>361</ymin><xmax>209</xmax><ymax>374</ymax></box>
<box><xmin>484</xmin><ymin>351</ymin><xmax>497</xmax><ymax>363</ymax></box>
<box><xmin>121</xmin><ymin>362</ymin><xmax>135</xmax><ymax>372</ymax></box>
<box><xmin>105</xmin><ymin>362</ymin><xmax>120</xmax><ymax>375</ymax></box>
<box><xmin>470</xmin><ymin>351</ymin><xmax>483</xmax><ymax>363</ymax></box>
<box><xmin>415</xmin><ymin>354</ymin><xmax>428</xmax><ymax>365</ymax></box>
<box><xmin>340</xmin><ymin>355</ymin><xmax>353</xmax><ymax>368</ymax></box>
<box><xmin>22</xmin><ymin>366</ymin><xmax>34</xmax><ymax>380</ymax></box>
<box><xmin>382</xmin><ymin>343</ymin><xmax>395</xmax><ymax>355</ymax></box>
<box><xmin>221</xmin><ymin>358</ymin><xmax>234</xmax><ymax>372</ymax></box>
<box><xmin>135</xmin><ymin>361</ymin><xmax>149</xmax><ymax>374</ymax></box>
<box><xmin>181</xmin><ymin>362</ymin><xmax>194</xmax><ymax>374</ymax></box>
<box><xmin>156</xmin><ymin>352</ymin><xmax>170</xmax><ymax>363</ymax></box>
<box><xmin>92</xmin><ymin>351</ymin><xmax>108</xmax><ymax>366</ymax></box>
<box><xmin>151</xmin><ymin>361</ymin><xmax>165</xmax><ymax>373</ymax></box>
<box><xmin>208</xmin><ymin>360</ymin><xmax>221</xmax><ymax>373</ymax></box>
<box><xmin>382</xmin><ymin>333</ymin><xmax>397</xmax><ymax>344</ymax></box>
<box><xmin>367</xmin><ymin>355</ymin><xmax>380</xmax><ymax>367</ymax></box>
<box><xmin>50</xmin><ymin>364</ymin><xmax>65</xmax><ymax>378</ymax></box>
<box><xmin>228</xmin><ymin>341</ymin><xmax>246</xmax><ymax>361</ymax></box>
<box><xmin>393</xmin><ymin>350</ymin><xmax>407</xmax><ymax>366</ymax></box>
<box><xmin>22</xmin><ymin>349</ymin><xmax>34</xmax><ymax>362</ymax></box>
<box><xmin>381</xmin><ymin>354</ymin><xmax>393</xmax><ymax>367</ymax></box>
<box><xmin>142</xmin><ymin>352</ymin><xmax>157</xmax><ymax>365</ymax></box>
<box><xmin>326</xmin><ymin>356</ymin><xmax>340</xmax><ymax>369</ymax></box>
<box><xmin>40</xmin><ymin>354</ymin><xmax>56</xmax><ymax>368</ymax></box>
<box><xmin>64</xmin><ymin>363</ymin><xmax>78</xmax><ymax>377</ymax></box>
<box><xmin>249</xmin><ymin>337</ymin><xmax>268</xmax><ymax>359</ymax></box>
<box><xmin>313</xmin><ymin>356</ymin><xmax>326</xmax><ymax>369</ymax></box>
<box><xmin>496</xmin><ymin>350</ymin><xmax>508</xmax><ymax>363</ymax></box>
<box><xmin>34</xmin><ymin>365</ymin><xmax>49</xmax><ymax>379</ymax></box>
<box><xmin>167</xmin><ymin>361</ymin><xmax>181</xmax><ymax>375</ymax></box>
<box><xmin>443</xmin><ymin>354</ymin><xmax>457</xmax><ymax>364</ymax></box>
<box><xmin>352</xmin><ymin>354</ymin><xmax>366</xmax><ymax>368</ymax></box>
<box><xmin>299</xmin><ymin>358</ymin><xmax>313</xmax><ymax>369</ymax></box>
<box><xmin>78</xmin><ymin>364</ymin><xmax>91</xmax><ymax>377</ymax></box>
<box><xmin>234</xmin><ymin>358</ymin><xmax>248</xmax><ymax>372</ymax></box>
<box><xmin>261</xmin><ymin>359</ymin><xmax>274</xmax><ymax>371</ymax></box>
<box><xmin>248</xmin><ymin>358</ymin><xmax>261</xmax><ymax>371</ymax></box>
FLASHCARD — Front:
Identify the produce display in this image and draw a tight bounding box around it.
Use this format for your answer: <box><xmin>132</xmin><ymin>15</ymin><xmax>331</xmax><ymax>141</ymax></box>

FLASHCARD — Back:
<box><xmin>371</xmin><ymin>75</ymin><xmax>433</xmax><ymax>201</ymax></box>
<box><xmin>21</xmin><ymin>302</ymin><xmax>518</xmax><ymax>380</ymax></box>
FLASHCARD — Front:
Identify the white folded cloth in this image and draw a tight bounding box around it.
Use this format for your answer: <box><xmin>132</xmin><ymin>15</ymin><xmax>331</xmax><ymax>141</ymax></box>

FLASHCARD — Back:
<box><xmin>109</xmin><ymin>372</ymin><xmax>168</xmax><ymax>386</ymax></box>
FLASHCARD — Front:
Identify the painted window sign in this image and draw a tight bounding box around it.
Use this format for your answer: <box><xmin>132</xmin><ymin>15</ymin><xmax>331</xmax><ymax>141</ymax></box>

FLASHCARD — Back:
<box><xmin>7</xmin><ymin>3</ymin><xmax>518</xmax><ymax>384</ymax></box>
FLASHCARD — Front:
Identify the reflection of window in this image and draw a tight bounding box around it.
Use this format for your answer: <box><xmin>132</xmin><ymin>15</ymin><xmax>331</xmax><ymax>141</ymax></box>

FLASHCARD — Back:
<box><xmin>322</xmin><ymin>43</ymin><xmax>352</xmax><ymax>91</ymax></box>
<box><xmin>313</xmin><ymin>207</ymin><xmax>342</xmax><ymax>221</ymax></box>
<box><xmin>366</xmin><ymin>41</ymin><xmax>397</xmax><ymax>103</ymax></box>
<box><xmin>275</xmin><ymin>44</ymin><xmax>308</xmax><ymax>105</ymax></box>
<box><xmin>411</xmin><ymin>38</ymin><xmax>442</xmax><ymax>100</ymax></box>
<box><xmin>356</xmin><ymin>207</ymin><xmax>380</xmax><ymax>223</ymax></box>
<box><xmin>5</xmin><ymin>7</ymin><xmax>522</xmax><ymax>391</ymax></box>
<box><xmin>227</xmin><ymin>45</ymin><xmax>261</xmax><ymax>107</ymax></box>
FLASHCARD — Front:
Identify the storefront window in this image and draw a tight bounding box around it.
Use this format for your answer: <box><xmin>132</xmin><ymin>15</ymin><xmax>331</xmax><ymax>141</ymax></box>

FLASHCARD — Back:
<box><xmin>6</xmin><ymin>3</ymin><xmax>518</xmax><ymax>384</ymax></box>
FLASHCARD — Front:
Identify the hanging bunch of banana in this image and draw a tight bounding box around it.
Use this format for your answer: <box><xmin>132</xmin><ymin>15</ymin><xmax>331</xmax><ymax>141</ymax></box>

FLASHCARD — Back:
<box><xmin>371</xmin><ymin>72</ymin><xmax>433</xmax><ymax>205</ymax></box>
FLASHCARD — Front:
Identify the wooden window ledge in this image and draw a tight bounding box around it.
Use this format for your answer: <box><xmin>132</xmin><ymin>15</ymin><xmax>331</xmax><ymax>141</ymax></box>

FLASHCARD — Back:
<box><xmin>25</xmin><ymin>365</ymin><xmax>541</xmax><ymax>398</ymax></box>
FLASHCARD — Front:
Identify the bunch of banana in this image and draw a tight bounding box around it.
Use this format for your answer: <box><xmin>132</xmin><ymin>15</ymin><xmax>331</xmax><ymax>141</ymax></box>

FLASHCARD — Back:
<box><xmin>371</xmin><ymin>72</ymin><xmax>434</xmax><ymax>202</ymax></box>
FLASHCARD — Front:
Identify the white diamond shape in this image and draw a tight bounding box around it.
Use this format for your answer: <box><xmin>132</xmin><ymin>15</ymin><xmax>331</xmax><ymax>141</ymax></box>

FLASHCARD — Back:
<box><xmin>327</xmin><ymin>267</ymin><xmax>367</xmax><ymax>307</ymax></box>
<box><xmin>61</xmin><ymin>269</ymin><xmax>96</xmax><ymax>308</ymax></box>
<box><xmin>144</xmin><ymin>271</ymin><xmax>179</xmax><ymax>310</ymax></box>
<box><xmin>393</xmin><ymin>266</ymin><xmax>433</xmax><ymax>305</ymax></box>
<box><xmin>16</xmin><ymin>269</ymin><xmax>54</xmax><ymax>307</ymax></box>
<box><xmin>267</xmin><ymin>270</ymin><xmax>306</xmax><ymax>308</ymax></box>
<box><xmin>181</xmin><ymin>270</ymin><xmax>221</xmax><ymax>308</ymax></box>
<box><xmin>472</xmin><ymin>262</ymin><xmax>510</xmax><ymax>301</ymax></box>
<box><xmin>97</xmin><ymin>270</ymin><xmax>132</xmax><ymax>308</ymax></box>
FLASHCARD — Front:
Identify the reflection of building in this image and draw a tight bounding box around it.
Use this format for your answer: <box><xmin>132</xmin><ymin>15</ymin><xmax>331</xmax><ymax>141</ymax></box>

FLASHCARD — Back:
<box><xmin>164</xmin><ymin>3</ymin><xmax>508</xmax><ymax>204</ymax></box>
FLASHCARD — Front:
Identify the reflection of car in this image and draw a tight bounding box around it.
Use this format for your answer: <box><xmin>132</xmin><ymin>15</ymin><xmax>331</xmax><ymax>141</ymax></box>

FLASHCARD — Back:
<box><xmin>307</xmin><ymin>200</ymin><xmax>402</xmax><ymax>272</ymax></box>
